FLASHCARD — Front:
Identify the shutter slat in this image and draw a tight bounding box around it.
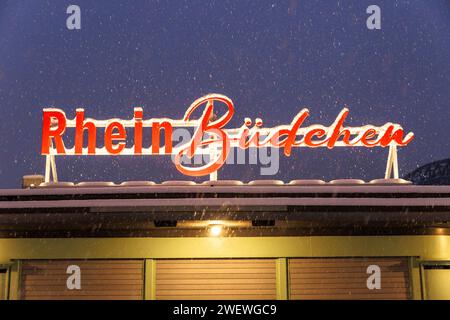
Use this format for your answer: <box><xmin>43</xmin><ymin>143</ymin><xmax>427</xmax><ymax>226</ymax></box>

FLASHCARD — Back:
<box><xmin>156</xmin><ymin>259</ymin><xmax>276</xmax><ymax>300</ymax></box>
<box><xmin>21</xmin><ymin>260</ymin><xmax>144</xmax><ymax>300</ymax></box>
<box><xmin>288</xmin><ymin>258</ymin><xmax>411</xmax><ymax>300</ymax></box>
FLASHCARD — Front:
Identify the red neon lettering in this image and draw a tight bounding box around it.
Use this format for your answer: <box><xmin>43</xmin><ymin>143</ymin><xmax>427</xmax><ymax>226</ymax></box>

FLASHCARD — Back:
<box><xmin>358</xmin><ymin>128</ymin><xmax>379</xmax><ymax>147</ymax></box>
<box><xmin>284</xmin><ymin>111</ymin><xmax>310</xmax><ymax>156</ymax></box>
<box><xmin>134</xmin><ymin>108</ymin><xmax>143</xmax><ymax>154</ymax></box>
<box><xmin>379</xmin><ymin>125</ymin><xmax>414</xmax><ymax>147</ymax></box>
<box><xmin>304</xmin><ymin>128</ymin><xmax>327</xmax><ymax>147</ymax></box>
<box><xmin>151</xmin><ymin>122</ymin><xmax>173</xmax><ymax>154</ymax></box>
<box><xmin>326</xmin><ymin>109</ymin><xmax>351</xmax><ymax>149</ymax></box>
<box><xmin>75</xmin><ymin>109</ymin><xmax>96</xmax><ymax>155</ymax></box>
<box><xmin>41</xmin><ymin>95</ymin><xmax>415</xmax><ymax>177</ymax></box>
<box><xmin>174</xmin><ymin>96</ymin><xmax>234</xmax><ymax>176</ymax></box>
<box><xmin>41</xmin><ymin>110</ymin><xmax>67</xmax><ymax>154</ymax></box>
<box><xmin>104</xmin><ymin>121</ymin><xmax>126</xmax><ymax>154</ymax></box>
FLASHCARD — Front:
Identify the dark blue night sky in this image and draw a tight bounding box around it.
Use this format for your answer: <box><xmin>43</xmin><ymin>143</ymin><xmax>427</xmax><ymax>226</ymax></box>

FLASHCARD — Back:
<box><xmin>0</xmin><ymin>0</ymin><xmax>449</xmax><ymax>187</ymax></box>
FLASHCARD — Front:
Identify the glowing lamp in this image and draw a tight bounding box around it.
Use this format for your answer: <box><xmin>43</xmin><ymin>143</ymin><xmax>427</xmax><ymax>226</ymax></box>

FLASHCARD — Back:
<box><xmin>208</xmin><ymin>224</ymin><xmax>223</xmax><ymax>237</ymax></box>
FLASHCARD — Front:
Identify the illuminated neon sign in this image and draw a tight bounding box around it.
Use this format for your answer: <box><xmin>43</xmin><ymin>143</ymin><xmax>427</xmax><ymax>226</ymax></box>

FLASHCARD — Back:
<box><xmin>41</xmin><ymin>94</ymin><xmax>414</xmax><ymax>177</ymax></box>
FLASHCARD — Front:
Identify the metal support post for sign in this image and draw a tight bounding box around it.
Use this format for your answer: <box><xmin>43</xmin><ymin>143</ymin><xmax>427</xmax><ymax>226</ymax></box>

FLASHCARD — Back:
<box><xmin>208</xmin><ymin>102</ymin><xmax>218</xmax><ymax>181</ymax></box>
<box><xmin>208</xmin><ymin>143</ymin><xmax>218</xmax><ymax>181</ymax></box>
<box><xmin>385</xmin><ymin>144</ymin><xmax>399</xmax><ymax>179</ymax></box>
<box><xmin>44</xmin><ymin>140</ymin><xmax>58</xmax><ymax>183</ymax></box>
<box><xmin>209</xmin><ymin>170</ymin><xmax>217</xmax><ymax>181</ymax></box>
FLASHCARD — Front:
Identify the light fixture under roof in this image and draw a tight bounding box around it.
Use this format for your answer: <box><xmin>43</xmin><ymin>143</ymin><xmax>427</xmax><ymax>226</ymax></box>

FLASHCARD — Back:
<box><xmin>208</xmin><ymin>224</ymin><xmax>223</xmax><ymax>237</ymax></box>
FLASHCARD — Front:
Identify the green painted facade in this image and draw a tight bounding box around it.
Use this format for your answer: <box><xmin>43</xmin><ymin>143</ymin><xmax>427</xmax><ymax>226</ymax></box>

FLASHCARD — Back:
<box><xmin>1</xmin><ymin>235</ymin><xmax>449</xmax><ymax>300</ymax></box>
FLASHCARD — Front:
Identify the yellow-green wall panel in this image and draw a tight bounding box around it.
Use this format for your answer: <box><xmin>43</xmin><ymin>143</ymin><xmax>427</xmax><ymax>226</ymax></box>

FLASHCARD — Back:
<box><xmin>144</xmin><ymin>259</ymin><xmax>156</xmax><ymax>300</ymax></box>
<box><xmin>275</xmin><ymin>258</ymin><xmax>288</xmax><ymax>300</ymax></box>
<box><xmin>421</xmin><ymin>264</ymin><xmax>450</xmax><ymax>300</ymax></box>
<box><xmin>0</xmin><ymin>236</ymin><xmax>449</xmax><ymax>263</ymax></box>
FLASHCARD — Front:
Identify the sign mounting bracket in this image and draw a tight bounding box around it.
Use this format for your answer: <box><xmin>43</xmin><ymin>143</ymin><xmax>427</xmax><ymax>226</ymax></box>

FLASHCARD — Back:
<box><xmin>44</xmin><ymin>140</ymin><xmax>58</xmax><ymax>183</ymax></box>
<box><xmin>384</xmin><ymin>144</ymin><xmax>399</xmax><ymax>179</ymax></box>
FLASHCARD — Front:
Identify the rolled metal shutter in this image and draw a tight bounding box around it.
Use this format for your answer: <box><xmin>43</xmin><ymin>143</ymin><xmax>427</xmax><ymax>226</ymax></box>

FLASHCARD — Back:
<box><xmin>21</xmin><ymin>260</ymin><xmax>143</xmax><ymax>300</ymax></box>
<box><xmin>156</xmin><ymin>259</ymin><xmax>276</xmax><ymax>300</ymax></box>
<box><xmin>289</xmin><ymin>258</ymin><xmax>410</xmax><ymax>300</ymax></box>
<box><xmin>0</xmin><ymin>269</ymin><xmax>7</xmax><ymax>300</ymax></box>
